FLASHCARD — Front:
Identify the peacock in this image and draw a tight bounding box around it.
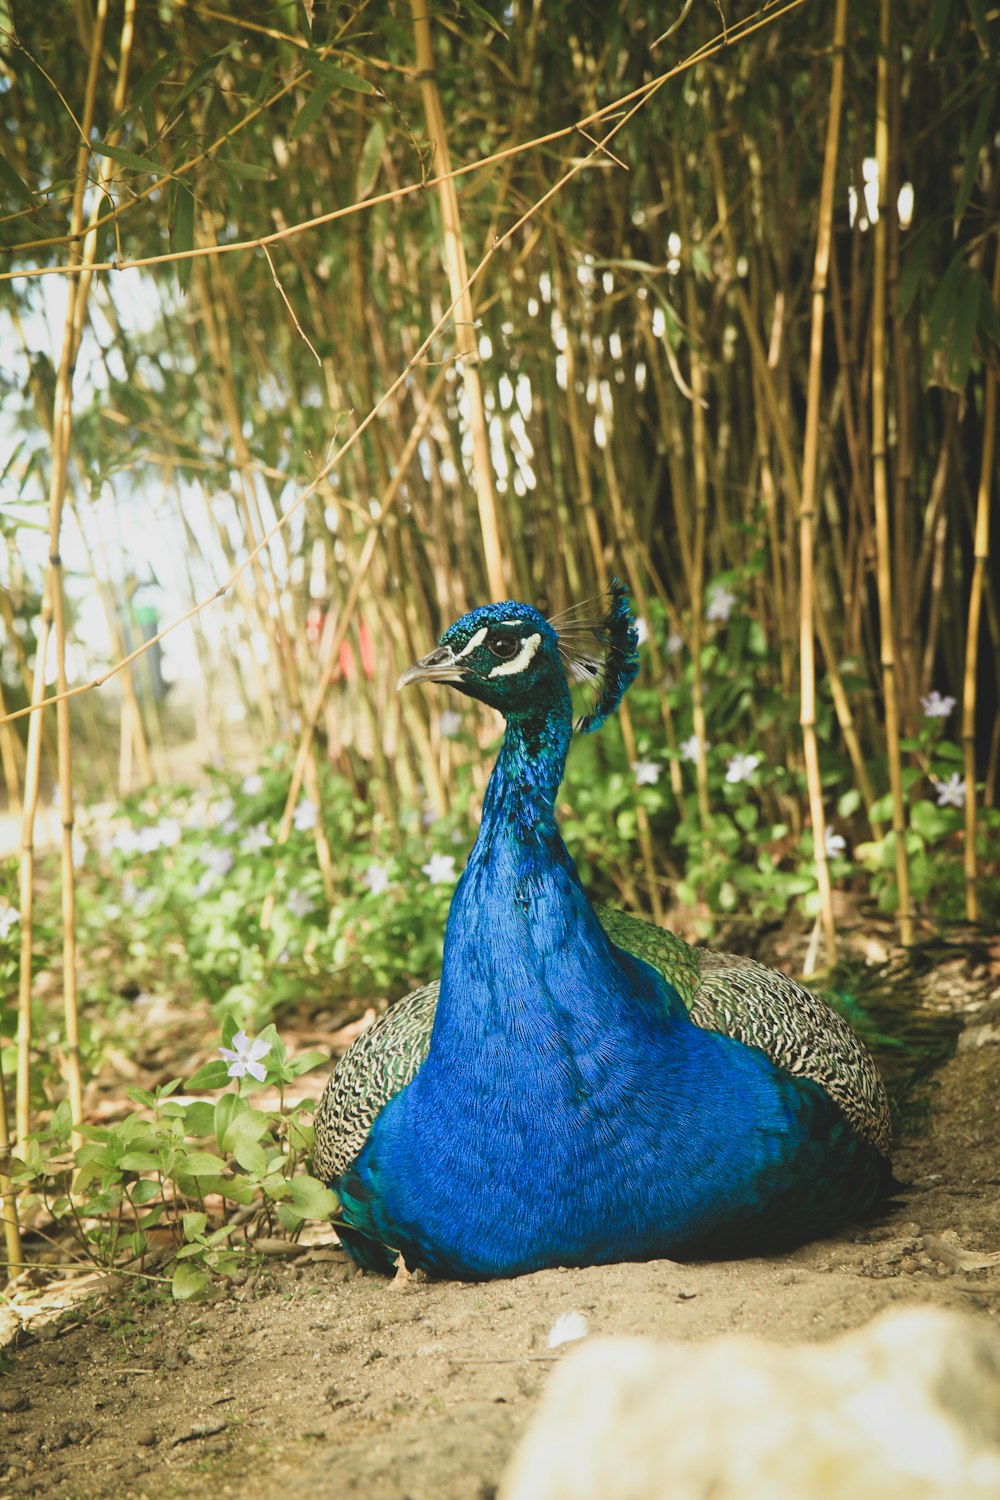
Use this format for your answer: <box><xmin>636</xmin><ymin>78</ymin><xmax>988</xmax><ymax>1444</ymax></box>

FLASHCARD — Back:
<box><xmin>313</xmin><ymin>583</ymin><xmax>893</xmax><ymax>1279</ymax></box>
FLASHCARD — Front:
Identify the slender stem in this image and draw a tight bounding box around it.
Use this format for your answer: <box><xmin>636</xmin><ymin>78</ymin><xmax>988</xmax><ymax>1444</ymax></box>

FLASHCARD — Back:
<box><xmin>961</xmin><ymin>246</ymin><xmax>1000</xmax><ymax>921</ymax></box>
<box><xmin>871</xmin><ymin>0</ymin><xmax>913</xmax><ymax>945</ymax></box>
<box><xmin>798</xmin><ymin>0</ymin><xmax>848</xmax><ymax>961</ymax></box>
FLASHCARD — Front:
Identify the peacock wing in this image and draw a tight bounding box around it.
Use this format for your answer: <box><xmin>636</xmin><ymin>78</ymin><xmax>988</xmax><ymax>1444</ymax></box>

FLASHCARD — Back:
<box><xmin>313</xmin><ymin>980</ymin><xmax>438</xmax><ymax>1184</ymax></box>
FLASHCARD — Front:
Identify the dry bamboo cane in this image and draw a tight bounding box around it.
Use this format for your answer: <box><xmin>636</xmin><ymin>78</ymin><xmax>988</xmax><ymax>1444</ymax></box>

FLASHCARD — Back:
<box><xmin>16</xmin><ymin>606</ymin><xmax>51</xmax><ymax>1145</ymax></box>
<box><xmin>260</xmin><ymin>369</ymin><xmax>450</xmax><ymax>932</ymax></box>
<box><xmin>672</xmin><ymin>144</ymin><xmax>711</xmax><ymax>829</ymax></box>
<box><xmin>797</xmin><ymin>0</ymin><xmax>849</xmax><ymax>962</ymax></box>
<box><xmin>871</xmin><ymin>0</ymin><xmax>913</xmax><ymax>946</ymax></box>
<box><xmin>0</xmin><ymin>676</ymin><xmax>22</xmax><ymax>814</ymax></box>
<box><xmin>0</xmin><ymin>1036</ymin><xmax>22</xmax><ymax>1272</ymax></box>
<box><xmin>961</xmin><ymin>247</ymin><xmax>1000</xmax><ymax>922</ymax></box>
<box><xmin>15</xmin><ymin>0</ymin><xmax>117</xmax><ymax>1149</ymax></box>
<box><xmin>410</xmin><ymin>0</ymin><xmax>506</xmax><ymax>600</ymax></box>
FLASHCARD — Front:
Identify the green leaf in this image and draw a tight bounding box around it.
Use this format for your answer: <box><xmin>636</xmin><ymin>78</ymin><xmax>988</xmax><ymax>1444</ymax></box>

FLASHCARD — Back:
<box><xmin>187</xmin><ymin>1059</ymin><xmax>232</xmax><ymax>1091</ymax></box>
<box><xmin>287</xmin><ymin>1174</ymin><xmax>338</xmax><ymax>1219</ymax></box>
<box><xmin>303</xmin><ymin>52</ymin><xmax>376</xmax><ymax>93</ymax></box>
<box><xmin>109</xmin><ymin>52</ymin><xmax>179</xmax><ymax>126</ymax></box>
<box><xmin>286</xmin><ymin>1049</ymin><xmax>329</xmax><ymax>1078</ymax></box>
<box><xmin>954</xmin><ymin>86</ymin><xmax>995</xmax><ymax>228</ymax></box>
<box><xmin>172</xmin><ymin>185</ymin><xmax>195</xmax><ymax>292</ymax></box>
<box><xmin>118</xmin><ymin>1151</ymin><xmax>162</xmax><ymax>1173</ymax></box>
<box><xmin>183</xmin><ymin>1101</ymin><xmax>215</xmax><ymax>1137</ymax></box>
<box><xmin>0</xmin><ymin>150</ymin><xmax>35</xmax><ymax>207</ymax></box>
<box><xmin>177</xmin><ymin>1150</ymin><xmax>229</xmax><ymax>1177</ymax></box>
<box><xmin>172</xmin><ymin>1263</ymin><xmax>211</xmax><ymax>1301</ymax></box>
<box><xmin>126</xmin><ymin>1087</ymin><xmax>156</xmax><ymax>1109</ymax></box>
<box><xmin>868</xmin><ymin>793</ymin><xmax>895</xmax><ymax>823</ymax></box>
<box><xmin>183</xmin><ymin>1211</ymin><xmax>208</xmax><ymax>1241</ymax></box>
<box><xmin>928</xmin><ymin>0</ymin><xmax>954</xmax><ymax>49</ymax></box>
<box><xmin>291</xmin><ymin>81</ymin><xmax>337</xmax><ymax>141</ymax></box>
<box><xmin>171</xmin><ymin>48</ymin><xmax>228</xmax><ymax>112</ymax></box>
<box><xmin>218</xmin><ymin>158</ymin><xmax>273</xmax><ymax>181</ymax></box>
<box><xmin>357</xmin><ymin>119</ymin><xmax>386</xmax><ymax>193</ymax></box>
<box><xmin>214</xmin><ymin>1091</ymin><xmax>244</xmax><ymax>1149</ymax></box>
<box><xmin>459</xmin><ymin>0</ymin><xmax>509</xmax><ymax>36</ymax></box>
<box><xmin>132</xmin><ymin>1180</ymin><xmax>162</xmax><ymax>1205</ymax></box>
<box><xmin>93</xmin><ymin>143</ymin><xmax>162</xmax><ymax>177</ymax></box>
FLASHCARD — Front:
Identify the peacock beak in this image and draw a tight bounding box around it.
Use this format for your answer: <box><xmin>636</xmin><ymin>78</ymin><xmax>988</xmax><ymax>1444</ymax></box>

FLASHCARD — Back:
<box><xmin>397</xmin><ymin>646</ymin><xmax>467</xmax><ymax>691</ymax></box>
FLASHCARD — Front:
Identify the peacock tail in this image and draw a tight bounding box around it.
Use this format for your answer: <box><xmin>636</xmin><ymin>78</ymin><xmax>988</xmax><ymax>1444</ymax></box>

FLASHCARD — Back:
<box><xmin>313</xmin><ymin>582</ymin><xmax>894</xmax><ymax>1279</ymax></box>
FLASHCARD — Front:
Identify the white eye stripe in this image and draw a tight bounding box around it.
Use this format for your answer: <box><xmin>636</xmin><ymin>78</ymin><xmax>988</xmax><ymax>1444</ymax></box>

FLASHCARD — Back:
<box><xmin>488</xmin><ymin>631</ymin><xmax>541</xmax><ymax>678</ymax></box>
<box><xmin>455</xmin><ymin>626</ymin><xmax>488</xmax><ymax>659</ymax></box>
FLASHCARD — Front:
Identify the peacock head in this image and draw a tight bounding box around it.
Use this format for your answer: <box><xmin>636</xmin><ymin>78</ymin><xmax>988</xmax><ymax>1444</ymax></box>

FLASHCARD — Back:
<box><xmin>397</xmin><ymin>580</ymin><xmax>639</xmax><ymax>732</ymax></box>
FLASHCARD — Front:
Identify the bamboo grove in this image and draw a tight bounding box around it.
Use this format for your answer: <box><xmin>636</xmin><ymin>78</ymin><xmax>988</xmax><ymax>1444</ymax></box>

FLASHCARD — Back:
<box><xmin>0</xmin><ymin>2</ymin><xmax>998</xmax><ymax>1263</ymax></box>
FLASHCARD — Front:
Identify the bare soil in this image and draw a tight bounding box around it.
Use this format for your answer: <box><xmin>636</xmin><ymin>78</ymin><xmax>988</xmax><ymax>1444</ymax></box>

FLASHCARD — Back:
<box><xmin>3</xmin><ymin>947</ymin><xmax>1000</xmax><ymax>1500</ymax></box>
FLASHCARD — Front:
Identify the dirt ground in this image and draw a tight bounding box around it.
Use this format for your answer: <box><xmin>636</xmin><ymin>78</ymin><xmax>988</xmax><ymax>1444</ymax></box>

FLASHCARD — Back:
<box><xmin>3</xmin><ymin>950</ymin><xmax>1000</xmax><ymax>1500</ymax></box>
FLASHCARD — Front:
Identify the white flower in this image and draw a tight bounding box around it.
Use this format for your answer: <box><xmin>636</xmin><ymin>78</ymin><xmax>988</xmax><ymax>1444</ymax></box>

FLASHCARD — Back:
<box><xmin>439</xmin><ymin>710</ymin><xmax>463</xmax><ymax>739</ymax></box>
<box><xmin>632</xmin><ymin>759</ymin><xmax>662</xmax><ymax>786</ymax></box>
<box><xmin>241</xmin><ymin>773</ymin><xmax>264</xmax><ymax>795</ymax></box>
<box><xmin>422</xmin><ymin>853</ymin><xmax>457</xmax><ymax>885</ymax></box>
<box><xmin>240</xmin><ymin>822</ymin><xmax>273</xmax><ymax>855</ymax></box>
<box><xmin>665</xmin><ymin>630</ymin><xmax>684</xmax><ymax>655</ymax></box>
<box><xmin>285</xmin><ymin>888</ymin><xmax>316</xmax><ymax>918</ymax></box>
<box><xmin>219</xmin><ymin>1029</ymin><xmax>270</xmax><ymax>1083</ymax></box>
<box><xmin>936</xmin><ymin>773</ymin><xmax>965</xmax><ymax>808</ymax></box>
<box><xmin>292</xmin><ymin>799</ymin><xmax>319</xmax><ymax>832</ymax></box>
<box><xmin>706</xmin><ymin>585</ymin><xmax>736</xmax><ymax>623</ymax></box>
<box><xmin>634</xmin><ymin>616</ymin><xmax>649</xmax><ymax>646</ymax></box>
<box><xmin>920</xmin><ymin>690</ymin><xmax>956</xmax><ymax>719</ymax></box>
<box><xmin>209</xmin><ymin>796</ymin><xmax>235</xmax><ymax>827</ymax></box>
<box><xmin>679</xmin><ymin>734</ymin><xmax>705</xmax><ymax>762</ymax></box>
<box><xmin>198</xmin><ymin>845</ymin><xmax>235</xmax><ymax>879</ymax></box>
<box><xmin>547</xmin><ymin>1311</ymin><xmax>589</xmax><ymax>1348</ymax></box>
<box><xmin>0</xmin><ymin>901</ymin><xmax>21</xmax><ymax>940</ymax></box>
<box><xmin>824</xmin><ymin>827</ymin><xmax>847</xmax><ymax>859</ymax></box>
<box><xmin>363</xmin><ymin>862</ymin><xmax>391</xmax><ymax>896</ymax></box>
<box><xmin>153</xmin><ymin>817</ymin><xmax>182</xmax><ymax>848</ymax></box>
<box><xmin>112</xmin><ymin>826</ymin><xmax>142</xmax><ymax>857</ymax></box>
<box><xmin>725</xmin><ymin>752</ymin><xmax>760</xmax><ymax>784</ymax></box>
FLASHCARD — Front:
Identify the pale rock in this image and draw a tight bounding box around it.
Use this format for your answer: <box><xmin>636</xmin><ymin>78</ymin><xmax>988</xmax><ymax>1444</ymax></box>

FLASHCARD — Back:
<box><xmin>500</xmin><ymin>1307</ymin><xmax>1000</xmax><ymax>1500</ymax></box>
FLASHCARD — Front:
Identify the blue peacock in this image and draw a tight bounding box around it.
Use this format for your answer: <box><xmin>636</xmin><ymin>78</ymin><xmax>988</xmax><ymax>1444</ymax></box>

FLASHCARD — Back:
<box><xmin>313</xmin><ymin>583</ymin><xmax>893</xmax><ymax>1279</ymax></box>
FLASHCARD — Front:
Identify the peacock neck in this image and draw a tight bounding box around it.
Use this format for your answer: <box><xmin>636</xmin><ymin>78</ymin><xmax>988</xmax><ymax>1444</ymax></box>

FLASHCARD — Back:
<box><xmin>471</xmin><ymin>681</ymin><xmax>574</xmax><ymax>873</ymax></box>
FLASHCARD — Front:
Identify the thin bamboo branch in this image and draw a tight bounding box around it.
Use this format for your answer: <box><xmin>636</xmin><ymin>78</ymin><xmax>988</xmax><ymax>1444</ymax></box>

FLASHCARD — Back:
<box><xmin>871</xmin><ymin>0</ymin><xmax>913</xmax><ymax>945</ymax></box>
<box><xmin>797</xmin><ymin>0</ymin><xmax>848</xmax><ymax>962</ymax></box>
<box><xmin>410</xmin><ymin>0</ymin><xmax>505</xmax><ymax>598</ymax></box>
<box><xmin>961</xmin><ymin>245</ymin><xmax>1000</xmax><ymax>922</ymax></box>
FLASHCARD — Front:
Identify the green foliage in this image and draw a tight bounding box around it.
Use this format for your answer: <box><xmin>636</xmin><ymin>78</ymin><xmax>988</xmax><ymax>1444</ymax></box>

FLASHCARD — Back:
<box><xmin>7</xmin><ymin>1019</ymin><xmax>334</xmax><ymax>1301</ymax></box>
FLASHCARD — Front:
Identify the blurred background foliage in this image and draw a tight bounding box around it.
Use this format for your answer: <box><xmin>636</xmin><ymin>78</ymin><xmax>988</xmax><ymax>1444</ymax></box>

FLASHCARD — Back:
<box><xmin>0</xmin><ymin>0</ymin><xmax>998</xmax><ymax>1056</ymax></box>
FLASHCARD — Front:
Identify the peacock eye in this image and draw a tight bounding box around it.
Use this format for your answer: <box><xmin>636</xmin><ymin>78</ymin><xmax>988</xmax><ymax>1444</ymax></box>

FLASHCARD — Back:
<box><xmin>485</xmin><ymin>631</ymin><xmax>519</xmax><ymax>660</ymax></box>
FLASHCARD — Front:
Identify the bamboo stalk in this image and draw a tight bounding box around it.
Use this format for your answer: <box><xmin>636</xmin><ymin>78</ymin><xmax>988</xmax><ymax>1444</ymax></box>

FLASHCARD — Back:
<box><xmin>961</xmin><ymin>246</ymin><xmax>1000</xmax><ymax>921</ymax></box>
<box><xmin>261</xmin><ymin>368</ymin><xmax>450</xmax><ymax>930</ymax></box>
<box><xmin>797</xmin><ymin>0</ymin><xmax>848</xmax><ymax>962</ymax></box>
<box><xmin>871</xmin><ymin>0</ymin><xmax>913</xmax><ymax>946</ymax></box>
<box><xmin>410</xmin><ymin>0</ymin><xmax>506</xmax><ymax>600</ymax></box>
<box><xmin>0</xmin><ymin>676</ymin><xmax>22</xmax><ymax>815</ymax></box>
<box><xmin>0</xmin><ymin>1038</ymin><xmax>22</xmax><ymax>1275</ymax></box>
<box><xmin>672</xmin><ymin>143</ymin><xmax>711</xmax><ymax>828</ymax></box>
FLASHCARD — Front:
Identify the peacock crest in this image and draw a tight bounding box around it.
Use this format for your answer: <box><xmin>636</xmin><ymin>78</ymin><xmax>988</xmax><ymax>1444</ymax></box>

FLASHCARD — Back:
<box><xmin>549</xmin><ymin>578</ymin><xmax>640</xmax><ymax>733</ymax></box>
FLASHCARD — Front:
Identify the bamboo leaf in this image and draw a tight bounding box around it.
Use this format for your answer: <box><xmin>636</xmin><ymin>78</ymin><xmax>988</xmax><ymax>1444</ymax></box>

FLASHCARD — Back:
<box><xmin>0</xmin><ymin>150</ymin><xmax>35</xmax><ymax>207</ymax></box>
<box><xmin>218</xmin><ymin>158</ymin><xmax>273</xmax><ymax>180</ymax></box>
<box><xmin>459</xmin><ymin>0</ymin><xmax>509</xmax><ymax>37</ymax></box>
<box><xmin>954</xmin><ymin>85</ymin><xmax>995</xmax><ymax>229</ymax></box>
<box><xmin>93</xmin><ymin>142</ymin><xmax>161</xmax><ymax>177</ymax></box>
<box><xmin>303</xmin><ymin>52</ymin><xmax>376</xmax><ymax>92</ymax></box>
<box><xmin>928</xmin><ymin>0</ymin><xmax>954</xmax><ymax>49</ymax></box>
<box><xmin>171</xmin><ymin>48</ymin><xmax>229</xmax><ymax>112</ymax></box>
<box><xmin>292</xmin><ymin>81</ymin><xmax>337</xmax><ymax>142</ymax></box>
<box><xmin>172</xmin><ymin>185</ymin><xmax>195</xmax><ymax>292</ymax></box>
